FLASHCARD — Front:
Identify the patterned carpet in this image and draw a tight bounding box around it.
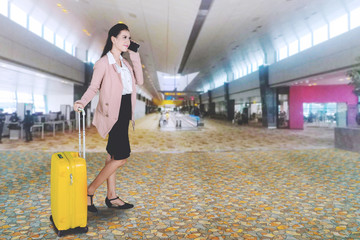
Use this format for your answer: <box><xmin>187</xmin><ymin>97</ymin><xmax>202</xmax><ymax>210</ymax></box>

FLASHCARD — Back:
<box><xmin>0</xmin><ymin>113</ymin><xmax>334</xmax><ymax>153</ymax></box>
<box><xmin>0</xmin><ymin>114</ymin><xmax>359</xmax><ymax>239</ymax></box>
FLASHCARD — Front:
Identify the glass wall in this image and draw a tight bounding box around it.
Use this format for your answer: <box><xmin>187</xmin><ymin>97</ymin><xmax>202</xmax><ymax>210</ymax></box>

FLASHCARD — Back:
<box><xmin>303</xmin><ymin>103</ymin><xmax>338</xmax><ymax>127</ymax></box>
<box><xmin>278</xmin><ymin>94</ymin><xmax>289</xmax><ymax>128</ymax></box>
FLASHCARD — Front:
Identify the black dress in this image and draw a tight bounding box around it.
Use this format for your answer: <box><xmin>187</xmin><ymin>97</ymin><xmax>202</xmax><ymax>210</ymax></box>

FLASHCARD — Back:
<box><xmin>106</xmin><ymin>94</ymin><xmax>132</xmax><ymax>160</ymax></box>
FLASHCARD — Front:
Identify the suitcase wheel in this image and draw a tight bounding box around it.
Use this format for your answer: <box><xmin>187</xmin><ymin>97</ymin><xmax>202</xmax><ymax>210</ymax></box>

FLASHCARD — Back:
<box><xmin>50</xmin><ymin>215</ymin><xmax>88</xmax><ymax>237</ymax></box>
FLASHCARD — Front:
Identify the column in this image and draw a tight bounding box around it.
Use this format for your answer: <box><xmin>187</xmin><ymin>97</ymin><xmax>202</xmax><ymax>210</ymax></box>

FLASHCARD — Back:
<box><xmin>259</xmin><ymin>65</ymin><xmax>277</xmax><ymax>128</ymax></box>
<box><xmin>224</xmin><ymin>82</ymin><xmax>234</xmax><ymax>121</ymax></box>
<box><xmin>208</xmin><ymin>90</ymin><xmax>215</xmax><ymax>115</ymax></box>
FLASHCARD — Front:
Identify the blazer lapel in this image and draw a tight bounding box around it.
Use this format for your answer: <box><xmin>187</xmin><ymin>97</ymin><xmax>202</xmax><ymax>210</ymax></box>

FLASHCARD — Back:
<box><xmin>111</xmin><ymin>63</ymin><xmax>123</xmax><ymax>87</ymax></box>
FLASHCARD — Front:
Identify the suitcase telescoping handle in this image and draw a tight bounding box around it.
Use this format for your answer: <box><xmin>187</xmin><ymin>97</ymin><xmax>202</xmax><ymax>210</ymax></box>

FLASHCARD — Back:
<box><xmin>78</xmin><ymin>108</ymin><xmax>86</xmax><ymax>159</ymax></box>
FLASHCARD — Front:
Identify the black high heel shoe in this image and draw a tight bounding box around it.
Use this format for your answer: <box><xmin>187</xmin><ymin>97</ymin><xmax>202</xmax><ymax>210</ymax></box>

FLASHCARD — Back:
<box><xmin>87</xmin><ymin>194</ymin><xmax>98</xmax><ymax>213</ymax></box>
<box><xmin>105</xmin><ymin>197</ymin><xmax>134</xmax><ymax>209</ymax></box>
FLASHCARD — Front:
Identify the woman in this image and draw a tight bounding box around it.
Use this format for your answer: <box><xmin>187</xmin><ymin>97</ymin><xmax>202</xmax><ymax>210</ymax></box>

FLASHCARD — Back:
<box><xmin>73</xmin><ymin>23</ymin><xmax>143</xmax><ymax>212</ymax></box>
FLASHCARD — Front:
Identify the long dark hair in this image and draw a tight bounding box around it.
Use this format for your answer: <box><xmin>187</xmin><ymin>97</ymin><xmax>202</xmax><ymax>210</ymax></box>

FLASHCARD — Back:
<box><xmin>101</xmin><ymin>23</ymin><xmax>129</xmax><ymax>57</ymax></box>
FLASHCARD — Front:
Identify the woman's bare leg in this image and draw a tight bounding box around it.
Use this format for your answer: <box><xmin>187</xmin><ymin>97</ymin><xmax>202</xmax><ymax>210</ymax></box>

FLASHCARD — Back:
<box><xmin>106</xmin><ymin>154</ymin><xmax>116</xmax><ymax>198</ymax></box>
<box><xmin>106</xmin><ymin>155</ymin><xmax>127</xmax><ymax>206</ymax></box>
<box><xmin>87</xmin><ymin>157</ymin><xmax>127</xmax><ymax>205</ymax></box>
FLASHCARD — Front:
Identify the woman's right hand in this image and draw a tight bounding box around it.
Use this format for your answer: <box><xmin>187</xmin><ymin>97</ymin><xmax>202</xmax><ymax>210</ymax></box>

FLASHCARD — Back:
<box><xmin>74</xmin><ymin>102</ymin><xmax>84</xmax><ymax>112</ymax></box>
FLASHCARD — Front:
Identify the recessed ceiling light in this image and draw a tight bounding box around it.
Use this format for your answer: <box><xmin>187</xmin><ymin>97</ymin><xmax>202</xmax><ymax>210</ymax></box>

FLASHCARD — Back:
<box><xmin>198</xmin><ymin>9</ymin><xmax>208</xmax><ymax>16</ymax></box>
<box><xmin>82</xmin><ymin>29</ymin><xmax>91</xmax><ymax>36</ymax></box>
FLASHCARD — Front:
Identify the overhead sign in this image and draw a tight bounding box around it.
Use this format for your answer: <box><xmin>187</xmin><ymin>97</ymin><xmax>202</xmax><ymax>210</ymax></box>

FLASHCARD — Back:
<box><xmin>164</xmin><ymin>92</ymin><xmax>186</xmax><ymax>96</ymax></box>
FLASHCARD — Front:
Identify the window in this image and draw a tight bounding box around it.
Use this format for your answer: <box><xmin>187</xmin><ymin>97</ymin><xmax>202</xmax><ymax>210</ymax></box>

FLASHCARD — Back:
<box><xmin>10</xmin><ymin>3</ymin><xmax>27</xmax><ymax>28</ymax></box>
<box><xmin>0</xmin><ymin>91</ymin><xmax>16</xmax><ymax>113</ymax></box>
<box><xmin>214</xmin><ymin>79</ymin><xmax>222</xmax><ymax>88</ymax></box>
<box><xmin>350</xmin><ymin>7</ymin><xmax>360</xmax><ymax>29</ymax></box>
<box><xmin>313</xmin><ymin>25</ymin><xmax>328</xmax><ymax>45</ymax></box>
<box><xmin>43</xmin><ymin>26</ymin><xmax>54</xmax><ymax>43</ymax></box>
<box><xmin>214</xmin><ymin>73</ymin><xmax>226</xmax><ymax>88</ymax></box>
<box><xmin>240</xmin><ymin>67</ymin><xmax>245</xmax><ymax>77</ymax></box>
<box><xmin>278</xmin><ymin>45</ymin><xmax>288</xmax><ymax>61</ymax></box>
<box><xmin>65</xmin><ymin>41</ymin><xmax>73</xmax><ymax>55</ymax></box>
<box><xmin>289</xmin><ymin>40</ymin><xmax>299</xmax><ymax>56</ymax></box>
<box><xmin>0</xmin><ymin>91</ymin><xmax>15</xmax><ymax>103</ymax></box>
<box><xmin>55</xmin><ymin>35</ymin><xmax>64</xmax><ymax>49</ymax></box>
<box><xmin>34</xmin><ymin>95</ymin><xmax>45</xmax><ymax>113</ymax></box>
<box><xmin>233</xmin><ymin>68</ymin><xmax>240</xmax><ymax>79</ymax></box>
<box><xmin>203</xmin><ymin>84</ymin><xmax>210</xmax><ymax>93</ymax></box>
<box><xmin>244</xmin><ymin>66</ymin><xmax>248</xmax><ymax>75</ymax></box>
<box><xmin>17</xmin><ymin>92</ymin><xmax>33</xmax><ymax>103</ymax></box>
<box><xmin>300</xmin><ymin>34</ymin><xmax>312</xmax><ymax>51</ymax></box>
<box><xmin>330</xmin><ymin>14</ymin><xmax>348</xmax><ymax>38</ymax></box>
<box><xmin>0</xmin><ymin>0</ymin><xmax>8</xmax><ymax>17</ymax></box>
<box><xmin>247</xmin><ymin>64</ymin><xmax>252</xmax><ymax>73</ymax></box>
<box><xmin>257</xmin><ymin>57</ymin><xmax>264</xmax><ymax>67</ymax></box>
<box><xmin>29</xmin><ymin>16</ymin><xmax>42</xmax><ymax>37</ymax></box>
<box><xmin>252</xmin><ymin>62</ymin><xmax>258</xmax><ymax>72</ymax></box>
<box><xmin>239</xmin><ymin>67</ymin><xmax>244</xmax><ymax>78</ymax></box>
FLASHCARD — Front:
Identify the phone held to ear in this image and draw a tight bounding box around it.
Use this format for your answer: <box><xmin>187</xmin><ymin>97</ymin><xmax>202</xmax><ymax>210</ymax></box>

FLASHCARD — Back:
<box><xmin>128</xmin><ymin>41</ymin><xmax>140</xmax><ymax>52</ymax></box>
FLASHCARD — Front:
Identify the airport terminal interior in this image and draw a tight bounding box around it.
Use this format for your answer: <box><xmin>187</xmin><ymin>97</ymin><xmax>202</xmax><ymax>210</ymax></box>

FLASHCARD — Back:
<box><xmin>0</xmin><ymin>0</ymin><xmax>360</xmax><ymax>239</ymax></box>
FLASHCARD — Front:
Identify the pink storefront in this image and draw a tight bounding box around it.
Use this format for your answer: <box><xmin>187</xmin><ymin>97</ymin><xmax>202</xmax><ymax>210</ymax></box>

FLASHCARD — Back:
<box><xmin>289</xmin><ymin>85</ymin><xmax>358</xmax><ymax>129</ymax></box>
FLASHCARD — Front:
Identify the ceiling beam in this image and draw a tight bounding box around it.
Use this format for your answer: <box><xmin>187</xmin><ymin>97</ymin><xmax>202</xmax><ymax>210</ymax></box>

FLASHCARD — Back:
<box><xmin>177</xmin><ymin>0</ymin><xmax>214</xmax><ymax>74</ymax></box>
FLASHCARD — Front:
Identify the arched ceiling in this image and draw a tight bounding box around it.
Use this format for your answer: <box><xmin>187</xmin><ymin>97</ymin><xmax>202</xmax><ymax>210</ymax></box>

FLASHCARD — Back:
<box><xmin>11</xmin><ymin>0</ymin><xmax>360</xmax><ymax>100</ymax></box>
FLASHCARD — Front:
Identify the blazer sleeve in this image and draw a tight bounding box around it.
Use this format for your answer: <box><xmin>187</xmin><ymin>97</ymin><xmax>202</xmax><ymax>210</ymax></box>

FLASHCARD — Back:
<box><xmin>129</xmin><ymin>51</ymin><xmax>144</xmax><ymax>86</ymax></box>
<box><xmin>75</xmin><ymin>60</ymin><xmax>105</xmax><ymax>107</ymax></box>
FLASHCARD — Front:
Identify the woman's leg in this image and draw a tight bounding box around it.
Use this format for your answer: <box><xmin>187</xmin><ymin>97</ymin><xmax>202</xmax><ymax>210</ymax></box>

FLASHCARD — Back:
<box><xmin>106</xmin><ymin>155</ymin><xmax>117</xmax><ymax>198</ymax></box>
<box><xmin>106</xmin><ymin>155</ymin><xmax>128</xmax><ymax>206</ymax></box>
<box><xmin>87</xmin><ymin>157</ymin><xmax>127</xmax><ymax>205</ymax></box>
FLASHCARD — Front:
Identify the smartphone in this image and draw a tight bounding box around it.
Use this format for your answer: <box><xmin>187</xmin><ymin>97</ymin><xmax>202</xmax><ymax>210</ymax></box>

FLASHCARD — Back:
<box><xmin>128</xmin><ymin>41</ymin><xmax>140</xmax><ymax>52</ymax></box>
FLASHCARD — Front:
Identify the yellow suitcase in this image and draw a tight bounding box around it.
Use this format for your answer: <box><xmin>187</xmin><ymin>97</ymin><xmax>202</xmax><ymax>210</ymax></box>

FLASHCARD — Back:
<box><xmin>50</xmin><ymin>109</ymin><xmax>88</xmax><ymax>237</ymax></box>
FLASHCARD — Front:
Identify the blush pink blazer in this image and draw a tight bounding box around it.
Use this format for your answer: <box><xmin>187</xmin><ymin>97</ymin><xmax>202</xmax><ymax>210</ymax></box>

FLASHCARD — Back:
<box><xmin>75</xmin><ymin>51</ymin><xmax>144</xmax><ymax>139</ymax></box>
